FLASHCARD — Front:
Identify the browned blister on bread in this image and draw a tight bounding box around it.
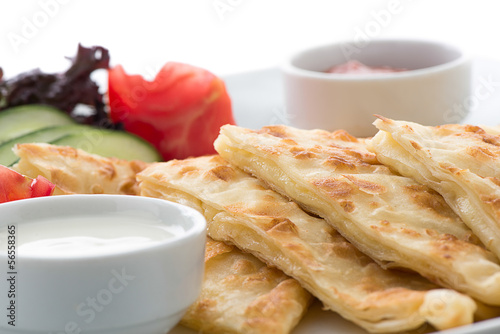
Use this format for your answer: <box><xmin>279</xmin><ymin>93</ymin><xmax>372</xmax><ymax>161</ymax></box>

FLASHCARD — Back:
<box><xmin>213</xmin><ymin>124</ymin><xmax>500</xmax><ymax>307</ymax></box>
<box><xmin>138</xmin><ymin>155</ymin><xmax>476</xmax><ymax>333</ymax></box>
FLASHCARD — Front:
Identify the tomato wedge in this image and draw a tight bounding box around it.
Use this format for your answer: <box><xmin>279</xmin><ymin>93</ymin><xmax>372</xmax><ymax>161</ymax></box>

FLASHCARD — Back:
<box><xmin>30</xmin><ymin>175</ymin><xmax>57</xmax><ymax>198</ymax></box>
<box><xmin>108</xmin><ymin>62</ymin><xmax>236</xmax><ymax>161</ymax></box>
<box><xmin>0</xmin><ymin>165</ymin><xmax>55</xmax><ymax>203</ymax></box>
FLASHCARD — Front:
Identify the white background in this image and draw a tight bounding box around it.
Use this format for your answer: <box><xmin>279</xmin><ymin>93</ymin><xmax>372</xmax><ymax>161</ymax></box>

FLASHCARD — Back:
<box><xmin>1</xmin><ymin>0</ymin><xmax>500</xmax><ymax>77</ymax></box>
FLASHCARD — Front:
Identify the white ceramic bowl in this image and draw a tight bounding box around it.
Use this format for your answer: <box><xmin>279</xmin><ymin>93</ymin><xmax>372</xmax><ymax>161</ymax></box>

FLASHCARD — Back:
<box><xmin>282</xmin><ymin>39</ymin><xmax>471</xmax><ymax>136</ymax></box>
<box><xmin>0</xmin><ymin>195</ymin><xmax>206</xmax><ymax>334</ymax></box>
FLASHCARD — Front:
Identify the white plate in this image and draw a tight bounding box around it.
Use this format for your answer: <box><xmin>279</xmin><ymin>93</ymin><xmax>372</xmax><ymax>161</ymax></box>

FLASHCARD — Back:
<box><xmin>168</xmin><ymin>58</ymin><xmax>500</xmax><ymax>334</ymax></box>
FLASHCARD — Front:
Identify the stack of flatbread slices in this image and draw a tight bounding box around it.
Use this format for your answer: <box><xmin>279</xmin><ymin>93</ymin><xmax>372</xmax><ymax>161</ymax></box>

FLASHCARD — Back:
<box><xmin>11</xmin><ymin>115</ymin><xmax>500</xmax><ymax>333</ymax></box>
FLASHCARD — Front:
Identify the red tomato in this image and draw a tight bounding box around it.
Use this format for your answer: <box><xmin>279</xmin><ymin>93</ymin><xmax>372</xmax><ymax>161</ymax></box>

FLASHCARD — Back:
<box><xmin>0</xmin><ymin>165</ymin><xmax>55</xmax><ymax>203</ymax></box>
<box><xmin>30</xmin><ymin>175</ymin><xmax>57</xmax><ymax>198</ymax></box>
<box><xmin>108</xmin><ymin>62</ymin><xmax>236</xmax><ymax>161</ymax></box>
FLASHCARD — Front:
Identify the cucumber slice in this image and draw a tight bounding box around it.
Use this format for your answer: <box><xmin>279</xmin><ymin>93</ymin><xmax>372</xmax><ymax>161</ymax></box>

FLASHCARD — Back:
<box><xmin>0</xmin><ymin>105</ymin><xmax>76</xmax><ymax>143</ymax></box>
<box><xmin>0</xmin><ymin>125</ymin><xmax>87</xmax><ymax>166</ymax></box>
<box><xmin>52</xmin><ymin>129</ymin><xmax>162</xmax><ymax>162</ymax></box>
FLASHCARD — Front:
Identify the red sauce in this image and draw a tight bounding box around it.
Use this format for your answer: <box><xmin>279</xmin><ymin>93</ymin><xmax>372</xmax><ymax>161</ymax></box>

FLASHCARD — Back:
<box><xmin>326</xmin><ymin>60</ymin><xmax>406</xmax><ymax>74</ymax></box>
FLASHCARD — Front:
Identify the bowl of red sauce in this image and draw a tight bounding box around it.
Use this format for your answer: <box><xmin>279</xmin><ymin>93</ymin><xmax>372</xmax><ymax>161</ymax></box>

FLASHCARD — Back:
<box><xmin>281</xmin><ymin>39</ymin><xmax>471</xmax><ymax>136</ymax></box>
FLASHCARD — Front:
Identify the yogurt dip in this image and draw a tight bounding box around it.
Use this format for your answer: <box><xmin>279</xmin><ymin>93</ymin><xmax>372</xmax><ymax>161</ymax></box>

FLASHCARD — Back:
<box><xmin>0</xmin><ymin>213</ymin><xmax>184</xmax><ymax>257</ymax></box>
<box><xmin>0</xmin><ymin>195</ymin><xmax>206</xmax><ymax>334</ymax></box>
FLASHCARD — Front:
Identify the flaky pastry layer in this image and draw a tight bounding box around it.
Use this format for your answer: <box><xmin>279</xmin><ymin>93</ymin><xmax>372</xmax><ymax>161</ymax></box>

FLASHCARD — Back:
<box><xmin>180</xmin><ymin>237</ymin><xmax>311</xmax><ymax>334</ymax></box>
<box><xmin>371</xmin><ymin>117</ymin><xmax>500</xmax><ymax>265</ymax></box>
<box><xmin>13</xmin><ymin>143</ymin><xmax>147</xmax><ymax>195</ymax></box>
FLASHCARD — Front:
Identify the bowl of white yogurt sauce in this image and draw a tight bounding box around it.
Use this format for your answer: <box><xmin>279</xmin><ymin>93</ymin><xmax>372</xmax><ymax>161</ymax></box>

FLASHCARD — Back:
<box><xmin>0</xmin><ymin>194</ymin><xmax>206</xmax><ymax>334</ymax></box>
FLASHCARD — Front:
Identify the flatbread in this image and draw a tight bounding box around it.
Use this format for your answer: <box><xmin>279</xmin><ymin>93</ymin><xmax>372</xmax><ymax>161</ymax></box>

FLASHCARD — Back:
<box><xmin>13</xmin><ymin>143</ymin><xmax>147</xmax><ymax>195</ymax></box>
<box><xmin>180</xmin><ymin>237</ymin><xmax>311</xmax><ymax>334</ymax></box>
<box><xmin>138</xmin><ymin>155</ymin><xmax>476</xmax><ymax>333</ymax></box>
<box><xmin>214</xmin><ymin>124</ymin><xmax>500</xmax><ymax>306</ymax></box>
<box><xmin>371</xmin><ymin>117</ymin><xmax>500</xmax><ymax>261</ymax></box>
<box><xmin>480</xmin><ymin>125</ymin><xmax>500</xmax><ymax>135</ymax></box>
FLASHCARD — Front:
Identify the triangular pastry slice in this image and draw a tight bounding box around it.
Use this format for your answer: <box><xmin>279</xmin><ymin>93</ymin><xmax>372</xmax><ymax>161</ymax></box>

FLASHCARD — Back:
<box><xmin>371</xmin><ymin>117</ymin><xmax>500</xmax><ymax>260</ymax></box>
<box><xmin>214</xmin><ymin>124</ymin><xmax>500</xmax><ymax>306</ymax></box>
<box><xmin>180</xmin><ymin>237</ymin><xmax>311</xmax><ymax>334</ymax></box>
<box><xmin>138</xmin><ymin>155</ymin><xmax>476</xmax><ymax>333</ymax></box>
<box><xmin>13</xmin><ymin>143</ymin><xmax>147</xmax><ymax>195</ymax></box>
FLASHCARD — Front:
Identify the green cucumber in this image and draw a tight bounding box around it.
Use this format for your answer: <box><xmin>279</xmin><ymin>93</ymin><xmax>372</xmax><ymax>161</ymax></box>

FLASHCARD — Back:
<box><xmin>0</xmin><ymin>125</ymin><xmax>87</xmax><ymax>166</ymax></box>
<box><xmin>0</xmin><ymin>105</ymin><xmax>76</xmax><ymax>143</ymax></box>
<box><xmin>52</xmin><ymin>129</ymin><xmax>162</xmax><ymax>162</ymax></box>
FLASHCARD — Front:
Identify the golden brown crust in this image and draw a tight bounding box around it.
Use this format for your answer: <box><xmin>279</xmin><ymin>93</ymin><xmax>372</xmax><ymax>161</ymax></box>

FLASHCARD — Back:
<box><xmin>372</xmin><ymin>119</ymin><xmax>500</xmax><ymax>260</ymax></box>
<box><xmin>13</xmin><ymin>143</ymin><xmax>147</xmax><ymax>195</ymax></box>
<box><xmin>212</xmin><ymin>124</ymin><xmax>500</xmax><ymax>307</ymax></box>
<box><xmin>138</xmin><ymin>155</ymin><xmax>476</xmax><ymax>333</ymax></box>
<box><xmin>180</xmin><ymin>237</ymin><xmax>311</xmax><ymax>334</ymax></box>
<box><xmin>205</xmin><ymin>236</ymin><xmax>234</xmax><ymax>262</ymax></box>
